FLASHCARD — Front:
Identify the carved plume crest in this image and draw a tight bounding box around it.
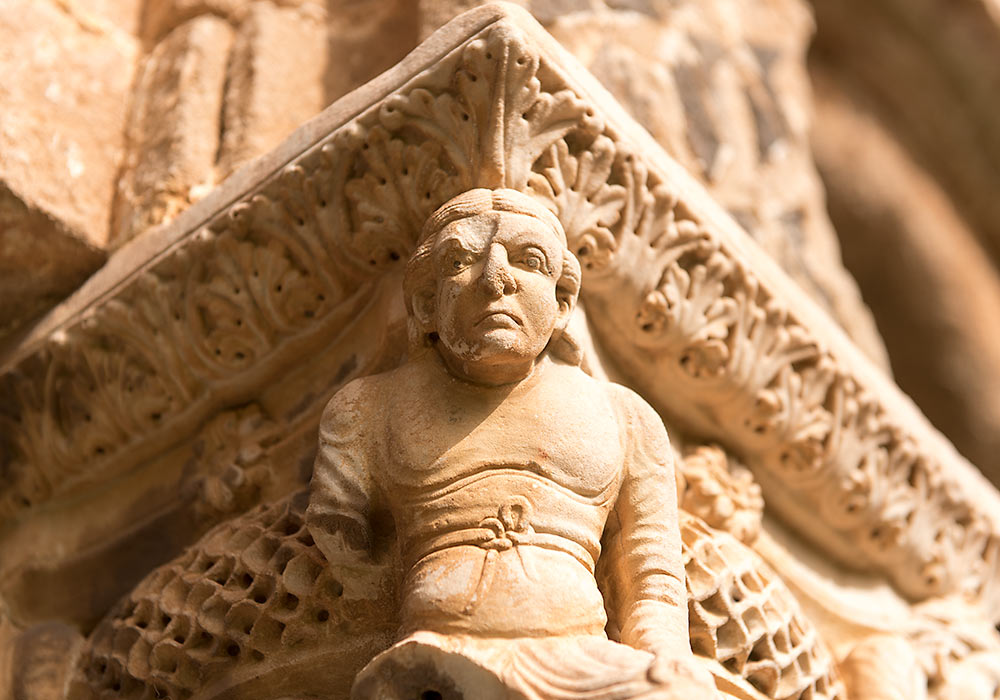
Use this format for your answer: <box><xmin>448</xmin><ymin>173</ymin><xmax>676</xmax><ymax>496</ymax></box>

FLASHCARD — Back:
<box><xmin>1</xmin><ymin>11</ymin><xmax>998</xmax><ymax>620</ymax></box>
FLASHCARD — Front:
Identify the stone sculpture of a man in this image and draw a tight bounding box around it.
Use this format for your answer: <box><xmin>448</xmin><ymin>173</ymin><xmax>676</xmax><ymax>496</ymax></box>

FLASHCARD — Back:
<box><xmin>306</xmin><ymin>189</ymin><xmax>718</xmax><ymax>699</ymax></box>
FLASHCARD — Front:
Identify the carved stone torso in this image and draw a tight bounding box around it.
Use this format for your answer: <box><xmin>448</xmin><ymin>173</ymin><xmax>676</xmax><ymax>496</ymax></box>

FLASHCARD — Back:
<box><xmin>366</xmin><ymin>354</ymin><xmax>630</xmax><ymax>637</ymax></box>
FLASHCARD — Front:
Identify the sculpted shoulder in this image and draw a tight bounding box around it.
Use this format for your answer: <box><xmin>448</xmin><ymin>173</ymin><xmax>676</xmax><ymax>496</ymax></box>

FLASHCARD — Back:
<box><xmin>531</xmin><ymin>361</ymin><xmax>657</xmax><ymax>419</ymax></box>
<box><xmin>601</xmin><ymin>380</ymin><xmax>672</xmax><ymax>450</ymax></box>
<box><xmin>319</xmin><ymin>372</ymin><xmax>390</xmax><ymax>430</ymax></box>
<box><xmin>543</xmin><ymin>359</ymin><xmax>608</xmax><ymax>394</ymax></box>
<box><xmin>321</xmin><ymin>360</ymin><xmax>437</xmax><ymax>421</ymax></box>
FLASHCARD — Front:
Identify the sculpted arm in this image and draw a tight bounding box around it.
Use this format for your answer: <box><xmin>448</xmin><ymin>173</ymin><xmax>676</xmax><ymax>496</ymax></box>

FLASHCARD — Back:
<box><xmin>306</xmin><ymin>379</ymin><xmax>380</xmax><ymax>565</ymax></box>
<box><xmin>603</xmin><ymin>389</ymin><xmax>690</xmax><ymax>659</ymax></box>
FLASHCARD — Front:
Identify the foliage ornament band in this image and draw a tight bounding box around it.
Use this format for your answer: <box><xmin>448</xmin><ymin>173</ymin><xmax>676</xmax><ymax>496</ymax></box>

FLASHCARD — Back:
<box><xmin>1</xmin><ymin>3</ymin><xmax>998</xmax><ymax>617</ymax></box>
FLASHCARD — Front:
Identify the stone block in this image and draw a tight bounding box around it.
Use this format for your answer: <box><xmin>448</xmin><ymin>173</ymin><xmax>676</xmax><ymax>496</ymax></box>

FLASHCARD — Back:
<box><xmin>112</xmin><ymin>14</ymin><xmax>233</xmax><ymax>244</ymax></box>
<box><xmin>324</xmin><ymin>0</ymin><xmax>421</xmax><ymax>104</ymax></box>
<box><xmin>813</xmin><ymin>71</ymin><xmax>1000</xmax><ymax>484</ymax></box>
<box><xmin>69</xmin><ymin>0</ymin><xmax>145</xmax><ymax>35</ymax></box>
<box><xmin>810</xmin><ymin>0</ymin><xmax>1000</xmax><ymax>268</ymax></box>
<box><xmin>141</xmin><ymin>0</ymin><xmax>324</xmax><ymax>43</ymax></box>
<box><xmin>553</xmin><ymin>1</ymin><xmax>890</xmax><ymax>369</ymax></box>
<box><xmin>216</xmin><ymin>1</ymin><xmax>329</xmax><ymax>177</ymax></box>
<box><xmin>0</xmin><ymin>185</ymin><xmax>105</xmax><ymax>346</ymax></box>
<box><xmin>416</xmin><ymin>0</ymin><xmax>890</xmax><ymax>369</ymax></box>
<box><xmin>0</xmin><ymin>0</ymin><xmax>138</xmax><ymax>338</ymax></box>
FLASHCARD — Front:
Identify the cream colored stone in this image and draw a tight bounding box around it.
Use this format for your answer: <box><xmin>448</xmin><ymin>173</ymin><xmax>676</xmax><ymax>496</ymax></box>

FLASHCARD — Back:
<box><xmin>810</xmin><ymin>0</ymin><xmax>1000</xmax><ymax>267</ymax></box>
<box><xmin>3</xmin><ymin>4</ymin><xmax>1000</xmax><ymax>699</ymax></box>
<box><xmin>678</xmin><ymin>445</ymin><xmax>764</xmax><ymax>545</ymax></box>
<box><xmin>0</xmin><ymin>0</ymin><xmax>138</xmax><ymax>246</ymax></box>
<box><xmin>808</xmin><ymin>0</ymin><xmax>1000</xmax><ymax>487</ymax></box>
<box><xmin>140</xmin><ymin>0</ymin><xmax>322</xmax><ymax>43</ymax></box>
<box><xmin>420</xmin><ymin>0</ymin><xmax>528</xmax><ymax>39</ymax></box>
<box><xmin>58</xmin><ymin>0</ymin><xmax>145</xmax><ymax>35</ymax></box>
<box><xmin>323</xmin><ymin>0</ymin><xmax>422</xmax><ymax>104</ymax></box>
<box><xmin>216</xmin><ymin>1</ymin><xmax>328</xmax><ymax>178</ymax></box>
<box><xmin>0</xmin><ymin>0</ymin><xmax>138</xmax><ymax>339</ymax></box>
<box><xmin>681</xmin><ymin>513</ymin><xmax>845</xmax><ymax>700</ymax></box>
<box><xmin>306</xmin><ymin>189</ymin><xmax>715</xmax><ymax>697</ymax></box>
<box><xmin>65</xmin><ymin>493</ymin><xmax>395</xmax><ymax>700</ymax></box>
<box><xmin>839</xmin><ymin>635</ymin><xmax>927</xmax><ymax>700</ymax></box>
<box><xmin>3</xmin><ymin>0</ymin><xmax>996</xmax><ymax>626</ymax></box>
<box><xmin>112</xmin><ymin>14</ymin><xmax>233</xmax><ymax>245</ymax></box>
<box><xmin>0</xmin><ymin>621</ymin><xmax>83</xmax><ymax>700</ymax></box>
<box><xmin>0</xmin><ymin>186</ymin><xmax>106</xmax><ymax>348</ymax></box>
<box><xmin>811</xmin><ymin>71</ymin><xmax>1000</xmax><ymax>486</ymax></box>
<box><xmin>417</xmin><ymin>0</ymin><xmax>891</xmax><ymax>371</ymax></box>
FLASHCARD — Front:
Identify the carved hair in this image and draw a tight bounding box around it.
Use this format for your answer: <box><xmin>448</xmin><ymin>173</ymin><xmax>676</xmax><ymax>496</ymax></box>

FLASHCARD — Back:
<box><xmin>403</xmin><ymin>188</ymin><xmax>583</xmax><ymax>365</ymax></box>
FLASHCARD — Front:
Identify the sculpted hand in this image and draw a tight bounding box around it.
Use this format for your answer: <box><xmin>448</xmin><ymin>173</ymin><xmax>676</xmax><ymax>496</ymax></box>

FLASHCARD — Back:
<box><xmin>648</xmin><ymin>653</ymin><xmax>721</xmax><ymax>699</ymax></box>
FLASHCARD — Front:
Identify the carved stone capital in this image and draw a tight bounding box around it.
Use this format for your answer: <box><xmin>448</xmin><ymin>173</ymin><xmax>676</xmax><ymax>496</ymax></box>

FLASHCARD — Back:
<box><xmin>2</xmin><ymin>2</ymin><xmax>999</xmax><ymax>626</ymax></box>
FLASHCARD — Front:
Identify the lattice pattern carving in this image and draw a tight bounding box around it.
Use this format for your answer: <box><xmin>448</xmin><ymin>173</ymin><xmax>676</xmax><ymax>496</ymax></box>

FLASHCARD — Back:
<box><xmin>67</xmin><ymin>493</ymin><xmax>392</xmax><ymax>700</ymax></box>
<box><xmin>1</xmin><ymin>4</ymin><xmax>997</xmax><ymax>616</ymax></box>
<box><xmin>69</xmin><ymin>494</ymin><xmax>846</xmax><ymax>700</ymax></box>
<box><xmin>682</xmin><ymin>513</ymin><xmax>845</xmax><ymax>700</ymax></box>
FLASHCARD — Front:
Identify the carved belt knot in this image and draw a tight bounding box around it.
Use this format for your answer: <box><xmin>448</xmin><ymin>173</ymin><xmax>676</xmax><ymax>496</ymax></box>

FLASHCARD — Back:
<box><xmin>477</xmin><ymin>496</ymin><xmax>533</xmax><ymax>551</ymax></box>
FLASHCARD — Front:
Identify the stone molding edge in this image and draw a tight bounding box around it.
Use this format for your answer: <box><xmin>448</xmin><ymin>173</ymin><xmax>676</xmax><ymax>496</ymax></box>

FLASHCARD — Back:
<box><xmin>533</xmin><ymin>27</ymin><xmax>1000</xmax><ymax>608</ymax></box>
<box><xmin>0</xmin><ymin>3</ymin><xmax>996</xmax><ymax>617</ymax></box>
<box><xmin>0</xmin><ymin>5</ymin><xmax>507</xmax><ymax>521</ymax></box>
<box><xmin>536</xmin><ymin>23</ymin><xmax>1000</xmax><ymax>606</ymax></box>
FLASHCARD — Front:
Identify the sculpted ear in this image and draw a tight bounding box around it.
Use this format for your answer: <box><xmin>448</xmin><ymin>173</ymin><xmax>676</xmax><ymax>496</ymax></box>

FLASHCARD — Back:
<box><xmin>411</xmin><ymin>285</ymin><xmax>437</xmax><ymax>332</ymax></box>
<box><xmin>555</xmin><ymin>252</ymin><xmax>581</xmax><ymax>331</ymax></box>
<box><xmin>555</xmin><ymin>289</ymin><xmax>576</xmax><ymax>331</ymax></box>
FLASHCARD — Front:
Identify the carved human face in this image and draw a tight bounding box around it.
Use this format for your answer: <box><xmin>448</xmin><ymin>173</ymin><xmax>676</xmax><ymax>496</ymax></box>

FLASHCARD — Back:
<box><xmin>422</xmin><ymin>210</ymin><xmax>571</xmax><ymax>381</ymax></box>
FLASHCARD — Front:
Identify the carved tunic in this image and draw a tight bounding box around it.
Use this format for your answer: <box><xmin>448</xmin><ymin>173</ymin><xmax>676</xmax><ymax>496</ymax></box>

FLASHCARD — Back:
<box><xmin>307</xmin><ymin>354</ymin><xmax>687</xmax><ymax>654</ymax></box>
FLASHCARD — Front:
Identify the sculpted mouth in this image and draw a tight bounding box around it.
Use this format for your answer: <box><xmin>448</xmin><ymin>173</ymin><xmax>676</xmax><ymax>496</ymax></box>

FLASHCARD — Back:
<box><xmin>476</xmin><ymin>310</ymin><xmax>522</xmax><ymax>327</ymax></box>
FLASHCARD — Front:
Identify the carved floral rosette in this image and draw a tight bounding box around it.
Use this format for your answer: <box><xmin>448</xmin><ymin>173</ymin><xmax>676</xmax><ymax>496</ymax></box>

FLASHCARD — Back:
<box><xmin>2</xmin><ymin>0</ymin><xmax>999</xmax><ymax>659</ymax></box>
<box><xmin>66</xmin><ymin>493</ymin><xmax>394</xmax><ymax>700</ymax></box>
<box><xmin>67</xmin><ymin>491</ymin><xmax>845</xmax><ymax>700</ymax></box>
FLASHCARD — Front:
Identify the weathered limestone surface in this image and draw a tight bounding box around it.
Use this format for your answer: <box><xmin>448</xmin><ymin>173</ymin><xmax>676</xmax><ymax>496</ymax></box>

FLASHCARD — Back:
<box><xmin>0</xmin><ymin>187</ymin><xmax>106</xmax><ymax>354</ymax></box>
<box><xmin>807</xmin><ymin>0</ymin><xmax>1000</xmax><ymax>484</ymax></box>
<box><xmin>323</xmin><ymin>0</ymin><xmax>422</xmax><ymax>105</ymax></box>
<box><xmin>1</xmin><ymin>12</ymin><xmax>997</xmax><ymax>696</ymax></box>
<box><xmin>0</xmin><ymin>0</ymin><xmax>139</xmax><ymax>339</ymax></box>
<box><xmin>112</xmin><ymin>15</ymin><xmax>233</xmax><ymax>245</ymax></box>
<box><xmin>3</xmin><ymin>2</ymin><xmax>1000</xmax><ymax>699</ymax></box>
<box><xmin>115</xmin><ymin>0</ymin><xmax>423</xmax><ymax>245</ymax></box>
<box><xmin>417</xmin><ymin>0</ymin><xmax>891</xmax><ymax>370</ymax></box>
<box><xmin>0</xmin><ymin>0</ymin><xmax>422</xmax><ymax>344</ymax></box>
<box><xmin>216</xmin><ymin>2</ymin><xmax>328</xmax><ymax>177</ymax></box>
<box><xmin>810</xmin><ymin>0</ymin><xmax>1000</xmax><ymax>264</ymax></box>
<box><xmin>0</xmin><ymin>0</ymin><xmax>139</xmax><ymax>243</ymax></box>
<box><xmin>1</xmin><ymin>620</ymin><xmax>83</xmax><ymax>700</ymax></box>
<box><xmin>811</xmin><ymin>71</ymin><xmax>1000</xmax><ymax>484</ymax></box>
<box><xmin>0</xmin><ymin>0</ymin><xmax>890</xmax><ymax>371</ymax></box>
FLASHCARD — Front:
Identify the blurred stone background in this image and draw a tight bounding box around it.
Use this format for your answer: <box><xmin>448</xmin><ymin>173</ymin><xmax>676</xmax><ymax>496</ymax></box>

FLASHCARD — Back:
<box><xmin>2</xmin><ymin>0</ymin><xmax>999</xmax><ymax>484</ymax></box>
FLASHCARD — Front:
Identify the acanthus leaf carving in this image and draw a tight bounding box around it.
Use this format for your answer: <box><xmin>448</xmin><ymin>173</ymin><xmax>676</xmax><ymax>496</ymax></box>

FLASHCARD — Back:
<box><xmin>346</xmin><ymin>126</ymin><xmax>459</xmax><ymax>265</ymax></box>
<box><xmin>0</xmin><ymin>5</ymin><xmax>997</xmax><ymax>624</ymax></box>
<box><xmin>527</xmin><ymin>135</ymin><xmax>626</xmax><ymax>272</ymax></box>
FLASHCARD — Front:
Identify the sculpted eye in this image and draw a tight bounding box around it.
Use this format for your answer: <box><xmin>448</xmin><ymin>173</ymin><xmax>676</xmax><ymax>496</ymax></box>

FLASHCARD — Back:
<box><xmin>516</xmin><ymin>249</ymin><xmax>547</xmax><ymax>273</ymax></box>
<box><xmin>445</xmin><ymin>249</ymin><xmax>475</xmax><ymax>274</ymax></box>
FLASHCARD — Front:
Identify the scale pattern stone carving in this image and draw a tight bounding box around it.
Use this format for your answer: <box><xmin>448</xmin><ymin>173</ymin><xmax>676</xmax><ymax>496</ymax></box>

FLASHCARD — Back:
<box><xmin>682</xmin><ymin>512</ymin><xmax>844</xmax><ymax>700</ymax></box>
<box><xmin>66</xmin><ymin>494</ymin><xmax>848</xmax><ymax>700</ymax></box>
<box><xmin>66</xmin><ymin>492</ymin><xmax>393</xmax><ymax>700</ymax></box>
<box><xmin>2</xmin><ymin>3</ymin><xmax>998</xmax><ymax>627</ymax></box>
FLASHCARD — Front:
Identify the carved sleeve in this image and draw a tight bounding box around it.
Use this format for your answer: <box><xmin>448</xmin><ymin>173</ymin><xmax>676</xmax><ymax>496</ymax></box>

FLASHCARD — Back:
<box><xmin>603</xmin><ymin>388</ymin><xmax>690</xmax><ymax>658</ymax></box>
<box><xmin>306</xmin><ymin>379</ymin><xmax>379</xmax><ymax>564</ymax></box>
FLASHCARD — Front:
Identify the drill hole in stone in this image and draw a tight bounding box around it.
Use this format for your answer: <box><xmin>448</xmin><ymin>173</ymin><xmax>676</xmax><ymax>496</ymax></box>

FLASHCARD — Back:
<box><xmin>421</xmin><ymin>691</ymin><xmax>443</xmax><ymax>700</ymax></box>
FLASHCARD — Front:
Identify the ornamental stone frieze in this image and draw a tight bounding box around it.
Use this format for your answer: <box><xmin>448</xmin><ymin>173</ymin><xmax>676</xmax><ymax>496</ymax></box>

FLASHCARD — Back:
<box><xmin>1</xmin><ymin>4</ymin><xmax>999</xmax><ymax>699</ymax></box>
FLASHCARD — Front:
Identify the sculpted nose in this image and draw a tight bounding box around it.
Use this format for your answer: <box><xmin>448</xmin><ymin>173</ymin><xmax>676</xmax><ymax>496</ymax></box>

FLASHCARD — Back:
<box><xmin>479</xmin><ymin>244</ymin><xmax>516</xmax><ymax>297</ymax></box>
